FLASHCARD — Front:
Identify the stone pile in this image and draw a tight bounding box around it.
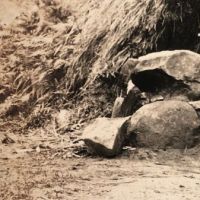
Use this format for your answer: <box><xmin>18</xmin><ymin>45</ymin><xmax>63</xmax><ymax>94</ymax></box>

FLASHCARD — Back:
<box><xmin>82</xmin><ymin>50</ymin><xmax>200</xmax><ymax>157</ymax></box>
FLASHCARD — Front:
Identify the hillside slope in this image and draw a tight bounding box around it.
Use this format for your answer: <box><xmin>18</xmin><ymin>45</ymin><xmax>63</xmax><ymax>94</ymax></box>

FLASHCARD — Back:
<box><xmin>0</xmin><ymin>0</ymin><xmax>200</xmax><ymax>132</ymax></box>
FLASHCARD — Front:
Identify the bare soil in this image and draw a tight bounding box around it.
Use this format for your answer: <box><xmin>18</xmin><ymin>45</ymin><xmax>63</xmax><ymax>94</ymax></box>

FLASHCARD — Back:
<box><xmin>1</xmin><ymin>139</ymin><xmax>200</xmax><ymax>200</ymax></box>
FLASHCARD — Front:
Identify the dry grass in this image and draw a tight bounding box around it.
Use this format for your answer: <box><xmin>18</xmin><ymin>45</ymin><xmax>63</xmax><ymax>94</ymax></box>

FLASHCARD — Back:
<box><xmin>0</xmin><ymin>0</ymin><xmax>200</xmax><ymax>131</ymax></box>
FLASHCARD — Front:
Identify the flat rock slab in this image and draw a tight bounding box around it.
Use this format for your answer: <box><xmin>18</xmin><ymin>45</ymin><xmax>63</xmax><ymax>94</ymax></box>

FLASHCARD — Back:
<box><xmin>128</xmin><ymin>50</ymin><xmax>200</xmax><ymax>100</ymax></box>
<box><xmin>136</xmin><ymin>50</ymin><xmax>200</xmax><ymax>81</ymax></box>
<box><xmin>82</xmin><ymin>117</ymin><xmax>130</xmax><ymax>157</ymax></box>
<box><xmin>128</xmin><ymin>100</ymin><xmax>200</xmax><ymax>149</ymax></box>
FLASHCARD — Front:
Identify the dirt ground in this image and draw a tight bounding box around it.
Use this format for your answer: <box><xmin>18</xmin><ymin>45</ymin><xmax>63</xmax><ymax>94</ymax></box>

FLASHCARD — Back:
<box><xmin>1</xmin><ymin>139</ymin><xmax>200</xmax><ymax>200</ymax></box>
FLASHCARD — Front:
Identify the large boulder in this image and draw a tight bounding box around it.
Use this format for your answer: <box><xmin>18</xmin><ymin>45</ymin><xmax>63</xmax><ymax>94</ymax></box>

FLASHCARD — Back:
<box><xmin>126</xmin><ymin>50</ymin><xmax>200</xmax><ymax>101</ymax></box>
<box><xmin>128</xmin><ymin>100</ymin><xmax>200</xmax><ymax>149</ymax></box>
<box><xmin>82</xmin><ymin>117</ymin><xmax>130</xmax><ymax>157</ymax></box>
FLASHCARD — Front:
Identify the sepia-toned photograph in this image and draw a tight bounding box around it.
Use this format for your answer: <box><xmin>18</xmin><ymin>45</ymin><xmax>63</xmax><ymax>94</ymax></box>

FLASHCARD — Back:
<box><xmin>0</xmin><ymin>0</ymin><xmax>200</xmax><ymax>199</ymax></box>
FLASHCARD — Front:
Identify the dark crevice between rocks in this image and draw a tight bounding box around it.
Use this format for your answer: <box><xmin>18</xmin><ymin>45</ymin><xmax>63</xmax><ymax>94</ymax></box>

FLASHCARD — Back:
<box><xmin>190</xmin><ymin>126</ymin><xmax>200</xmax><ymax>148</ymax></box>
<box><xmin>125</xmin><ymin>132</ymin><xmax>138</xmax><ymax>148</ymax></box>
<box><xmin>131</xmin><ymin>69</ymin><xmax>189</xmax><ymax>95</ymax></box>
<box><xmin>112</xmin><ymin>87</ymin><xmax>147</xmax><ymax>118</ymax></box>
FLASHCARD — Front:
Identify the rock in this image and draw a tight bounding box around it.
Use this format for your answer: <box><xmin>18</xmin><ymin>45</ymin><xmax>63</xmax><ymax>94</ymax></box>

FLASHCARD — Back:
<box><xmin>127</xmin><ymin>50</ymin><xmax>200</xmax><ymax>101</ymax></box>
<box><xmin>150</xmin><ymin>94</ymin><xmax>164</xmax><ymax>103</ymax></box>
<box><xmin>189</xmin><ymin>100</ymin><xmax>200</xmax><ymax>110</ymax></box>
<box><xmin>119</xmin><ymin>87</ymin><xmax>147</xmax><ymax>117</ymax></box>
<box><xmin>189</xmin><ymin>100</ymin><xmax>200</xmax><ymax>117</ymax></box>
<box><xmin>128</xmin><ymin>100</ymin><xmax>200</xmax><ymax>149</ymax></box>
<box><xmin>82</xmin><ymin>117</ymin><xmax>130</xmax><ymax>157</ymax></box>
<box><xmin>127</xmin><ymin>80</ymin><xmax>135</xmax><ymax>94</ymax></box>
<box><xmin>112</xmin><ymin>97</ymin><xmax>124</xmax><ymax>118</ymax></box>
<box><xmin>112</xmin><ymin>87</ymin><xmax>148</xmax><ymax>118</ymax></box>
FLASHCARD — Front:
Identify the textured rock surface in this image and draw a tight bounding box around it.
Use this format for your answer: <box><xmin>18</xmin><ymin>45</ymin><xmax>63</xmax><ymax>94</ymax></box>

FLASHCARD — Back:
<box><xmin>82</xmin><ymin>117</ymin><xmax>130</xmax><ymax>157</ymax></box>
<box><xmin>112</xmin><ymin>87</ymin><xmax>147</xmax><ymax>118</ymax></box>
<box><xmin>128</xmin><ymin>50</ymin><xmax>200</xmax><ymax>100</ymax></box>
<box><xmin>136</xmin><ymin>50</ymin><xmax>200</xmax><ymax>81</ymax></box>
<box><xmin>189</xmin><ymin>100</ymin><xmax>200</xmax><ymax>110</ymax></box>
<box><xmin>128</xmin><ymin>100</ymin><xmax>200</xmax><ymax>149</ymax></box>
<box><xmin>111</xmin><ymin>97</ymin><xmax>124</xmax><ymax>118</ymax></box>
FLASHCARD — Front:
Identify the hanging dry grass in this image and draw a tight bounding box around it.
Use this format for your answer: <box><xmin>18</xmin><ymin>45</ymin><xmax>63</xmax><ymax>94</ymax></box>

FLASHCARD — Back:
<box><xmin>0</xmin><ymin>0</ymin><xmax>200</xmax><ymax>131</ymax></box>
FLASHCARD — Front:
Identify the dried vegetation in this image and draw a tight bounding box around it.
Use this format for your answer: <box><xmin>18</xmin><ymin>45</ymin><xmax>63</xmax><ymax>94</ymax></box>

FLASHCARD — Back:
<box><xmin>0</xmin><ymin>0</ymin><xmax>200</xmax><ymax>134</ymax></box>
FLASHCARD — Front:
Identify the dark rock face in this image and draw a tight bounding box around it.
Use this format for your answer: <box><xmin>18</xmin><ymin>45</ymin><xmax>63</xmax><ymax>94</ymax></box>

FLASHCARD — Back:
<box><xmin>112</xmin><ymin>87</ymin><xmax>147</xmax><ymax>118</ymax></box>
<box><xmin>128</xmin><ymin>101</ymin><xmax>200</xmax><ymax>149</ymax></box>
<box><xmin>128</xmin><ymin>50</ymin><xmax>200</xmax><ymax>101</ymax></box>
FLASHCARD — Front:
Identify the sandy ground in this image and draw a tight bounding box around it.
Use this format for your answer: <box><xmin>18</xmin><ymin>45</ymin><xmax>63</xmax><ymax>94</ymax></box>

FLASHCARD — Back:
<box><xmin>1</xmin><ymin>141</ymin><xmax>200</xmax><ymax>200</ymax></box>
